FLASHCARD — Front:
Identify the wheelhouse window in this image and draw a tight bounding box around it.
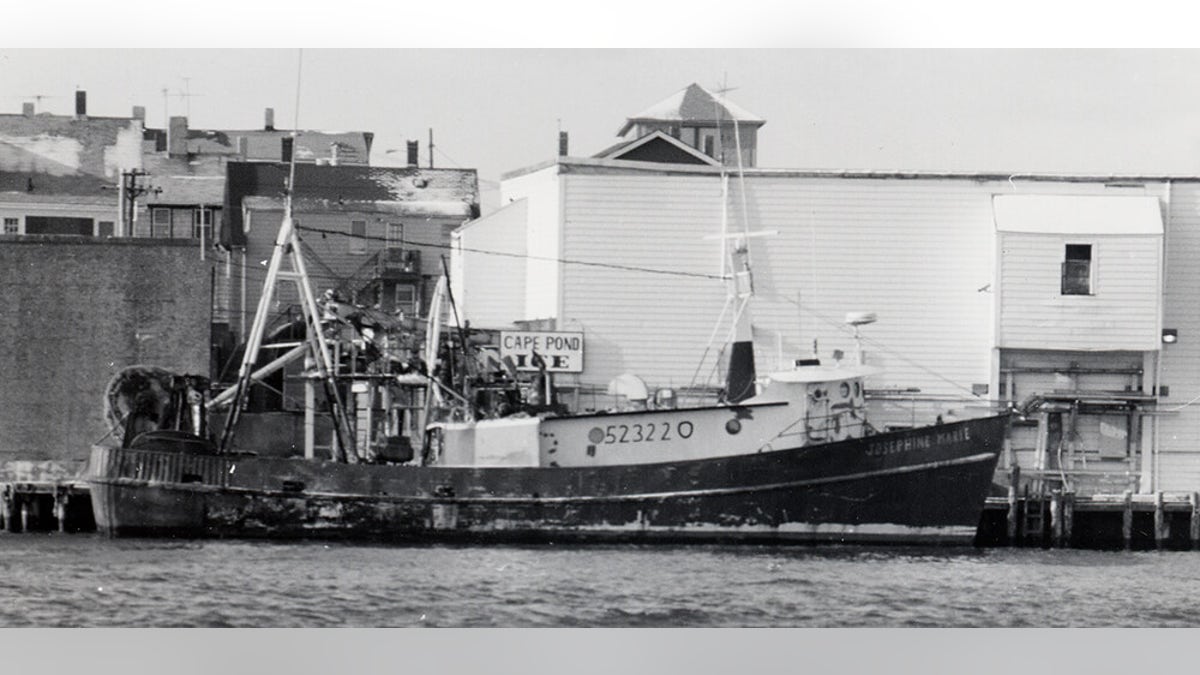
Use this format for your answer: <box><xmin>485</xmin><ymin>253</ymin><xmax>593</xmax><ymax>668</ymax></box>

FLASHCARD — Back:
<box><xmin>1061</xmin><ymin>244</ymin><xmax>1092</xmax><ymax>295</ymax></box>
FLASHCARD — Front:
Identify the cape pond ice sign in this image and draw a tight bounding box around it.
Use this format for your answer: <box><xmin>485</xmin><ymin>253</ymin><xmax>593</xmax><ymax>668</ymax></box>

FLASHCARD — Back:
<box><xmin>500</xmin><ymin>331</ymin><xmax>584</xmax><ymax>373</ymax></box>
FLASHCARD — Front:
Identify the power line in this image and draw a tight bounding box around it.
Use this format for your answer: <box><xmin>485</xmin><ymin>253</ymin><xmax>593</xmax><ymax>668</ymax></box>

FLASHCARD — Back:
<box><xmin>771</xmin><ymin>294</ymin><xmax>983</xmax><ymax>399</ymax></box>
<box><xmin>292</xmin><ymin>224</ymin><xmax>728</xmax><ymax>282</ymax></box>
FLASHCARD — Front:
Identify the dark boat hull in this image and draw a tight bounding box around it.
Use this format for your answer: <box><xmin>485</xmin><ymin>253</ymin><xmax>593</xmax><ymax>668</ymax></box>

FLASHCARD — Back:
<box><xmin>88</xmin><ymin>415</ymin><xmax>1008</xmax><ymax>545</ymax></box>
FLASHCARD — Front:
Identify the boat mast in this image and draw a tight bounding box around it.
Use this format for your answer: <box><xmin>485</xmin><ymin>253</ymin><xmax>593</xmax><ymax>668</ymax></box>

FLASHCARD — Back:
<box><xmin>215</xmin><ymin>51</ymin><xmax>357</xmax><ymax>460</ymax></box>
<box><xmin>687</xmin><ymin>82</ymin><xmax>774</xmax><ymax>402</ymax></box>
<box><xmin>719</xmin><ymin>81</ymin><xmax>769</xmax><ymax>403</ymax></box>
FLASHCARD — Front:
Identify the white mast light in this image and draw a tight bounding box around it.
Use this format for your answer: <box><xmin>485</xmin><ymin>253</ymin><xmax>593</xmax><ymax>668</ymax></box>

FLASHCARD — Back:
<box><xmin>845</xmin><ymin>312</ymin><xmax>877</xmax><ymax>365</ymax></box>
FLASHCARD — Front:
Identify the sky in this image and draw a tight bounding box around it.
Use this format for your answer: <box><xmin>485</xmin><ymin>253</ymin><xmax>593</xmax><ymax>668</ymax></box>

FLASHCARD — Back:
<box><xmin>5</xmin><ymin>6</ymin><xmax>1200</xmax><ymax>206</ymax></box>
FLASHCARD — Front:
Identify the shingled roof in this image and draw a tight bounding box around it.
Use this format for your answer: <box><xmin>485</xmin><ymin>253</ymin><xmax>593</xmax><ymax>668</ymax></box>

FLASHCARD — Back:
<box><xmin>593</xmin><ymin>130</ymin><xmax>721</xmax><ymax>166</ymax></box>
<box><xmin>220</xmin><ymin>162</ymin><xmax>480</xmax><ymax>247</ymax></box>
<box><xmin>144</xmin><ymin>127</ymin><xmax>374</xmax><ymax>164</ymax></box>
<box><xmin>617</xmin><ymin>83</ymin><xmax>765</xmax><ymax>137</ymax></box>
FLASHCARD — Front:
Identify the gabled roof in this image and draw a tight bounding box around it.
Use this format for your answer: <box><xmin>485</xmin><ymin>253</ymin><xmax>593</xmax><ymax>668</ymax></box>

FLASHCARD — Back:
<box><xmin>594</xmin><ymin>130</ymin><xmax>722</xmax><ymax>166</ymax></box>
<box><xmin>221</xmin><ymin>162</ymin><xmax>480</xmax><ymax>248</ymax></box>
<box><xmin>618</xmin><ymin>83</ymin><xmax>765</xmax><ymax>136</ymax></box>
<box><xmin>145</xmin><ymin>175</ymin><xmax>227</xmax><ymax>207</ymax></box>
<box><xmin>0</xmin><ymin>113</ymin><xmax>142</xmax><ymax>180</ymax></box>
<box><xmin>140</xmin><ymin>154</ymin><xmax>228</xmax><ymax>206</ymax></box>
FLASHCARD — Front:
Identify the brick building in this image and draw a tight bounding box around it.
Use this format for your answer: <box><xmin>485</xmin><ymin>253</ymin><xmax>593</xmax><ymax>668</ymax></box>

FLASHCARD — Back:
<box><xmin>0</xmin><ymin>237</ymin><xmax>213</xmax><ymax>480</ymax></box>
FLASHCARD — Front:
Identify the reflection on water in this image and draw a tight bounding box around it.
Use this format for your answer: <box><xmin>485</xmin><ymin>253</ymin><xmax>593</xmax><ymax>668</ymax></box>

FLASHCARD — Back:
<box><xmin>0</xmin><ymin>535</ymin><xmax>1197</xmax><ymax>627</ymax></box>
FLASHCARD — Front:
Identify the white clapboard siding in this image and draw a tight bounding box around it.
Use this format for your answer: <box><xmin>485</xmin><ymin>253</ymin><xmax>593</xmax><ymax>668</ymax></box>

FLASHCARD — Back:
<box><xmin>1155</xmin><ymin>454</ymin><xmax>1200</xmax><ymax>493</ymax></box>
<box><xmin>738</xmin><ymin>177</ymin><xmax>997</xmax><ymax>398</ymax></box>
<box><xmin>501</xmin><ymin>165</ymin><xmax>562</xmax><ymax>321</ymax></box>
<box><xmin>558</xmin><ymin>172</ymin><xmax>999</xmax><ymax>395</ymax></box>
<box><xmin>1156</xmin><ymin>182</ymin><xmax>1200</xmax><ymax>488</ymax></box>
<box><xmin>561</xmin><ymin>173</ymin><xmax>729</xmax><ymax>388</ymax></box>
<box><xmin>455</xmin><ymin>199</ymin><xmax>528</xmax><ymax>329</ymax></box>
<box><xmin>998</xmin><ymin>233</ymin><xmax>1161</xmax><ymax>350</ymax></box>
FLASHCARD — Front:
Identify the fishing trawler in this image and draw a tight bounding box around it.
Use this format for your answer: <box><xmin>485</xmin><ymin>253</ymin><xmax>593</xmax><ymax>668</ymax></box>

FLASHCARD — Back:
<box><xmin>87</xmin><ymin>205</ymin><xmax>1007</xmax><ymax>544</ymax></box>
<box><xmin>87</xmin><ymin>85</ymin><xmax>1007</xmax><ymax>543</ymax></box>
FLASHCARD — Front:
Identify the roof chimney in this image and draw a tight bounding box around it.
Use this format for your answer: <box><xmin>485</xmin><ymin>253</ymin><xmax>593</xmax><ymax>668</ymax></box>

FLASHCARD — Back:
<box><xmin>22</xmin><ymin>103</ymin><xmax>34</xmax><ymax>117</ymax></box>
<box><xmin>406</xmin><ymin>140</ymin><xmax>419</xmax><ymax>167</ymax></box>
<box><xmin>329</xmin><ymin>143</ymin><xmax>340</xmax><ymax>166</ymax></box>
<box><xmin>236</xmin><ymin>136</ymin><xmax>248</xmax><ymax>160</ymax></box>
<box><xmin>74</xmin><ymin>90</ymin><xmax>87</xmax><ymax>118</ymax></box>
<box><xmin>264</xmin><ymin>107</ymin><xmax>275</xmax><ymax>131</ymax></box>
<box><xmin>168</xmin><ymin>116</ymin><xmax>188</xmax><ymax>158</ymax></box>
<box><xmin>558</xmin><ymin>131</ymin><xmax>569</xmax><ymax>157</ymax></box>
<box><xmin>132</xmin><ymin>106</ymin><xmax>146</xmax><ymax>122</ymax></box>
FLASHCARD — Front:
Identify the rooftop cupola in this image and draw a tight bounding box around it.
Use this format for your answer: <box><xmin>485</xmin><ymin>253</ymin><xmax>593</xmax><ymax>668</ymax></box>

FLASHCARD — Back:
<box><xmin>616</xmin><ymin>83</ymin><xmax>765</xmax><ymax>167</ymax></box>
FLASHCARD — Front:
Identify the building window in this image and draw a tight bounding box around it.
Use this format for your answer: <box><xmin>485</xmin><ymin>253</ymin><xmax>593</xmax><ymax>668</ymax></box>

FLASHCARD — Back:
<box><xmin>395</xmin><ymin>284</ymin><xmax>417</xmax><ymax>316</ymax></box>
<box><xmin>24</xmin><ymin>216</ymin><xmax>92</xmax><ymax>236</ymax></box>
<box><xmin>193</xmin><ymin>208</ymin><xmax>214</xmax><ymax>240</ymax></box>
<box><xmin>97</xmin><ymin>221</ymin><xmax>114</xmax><ymax>237</ymax></box>
<box><xmin>152</xmin><ymin>208</ymin><xmax>171</xmax><ymax>238</ymax></box>
<box><xmin>3</xmin><ymin>217</ymin><xmax>18</xmax><ymax>234</ymax></box>
<box><xmin>1061</xmin><ymin>244</ymin><xmax>1092</xmax><ymax>295</ymax></box>
<box><xmin>350</xmin><ymin>220</ymin><xmax>367</xmax><ymax>254</ymax></box>
<box><xmin>386</xmin><ymin>222</ymin><xmax>404</xmax><ymax>249</ymax></box>
<box><xmin>699</xmin><ymin>130</ymin><xmax>716</xmax><ymax>157</ymax></box>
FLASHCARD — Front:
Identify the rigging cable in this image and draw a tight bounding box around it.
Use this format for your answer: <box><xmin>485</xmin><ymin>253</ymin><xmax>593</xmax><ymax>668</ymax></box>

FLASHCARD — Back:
<box><xmin>292</xmin><ymin>224</ymin><xmax>727</xmax><ymax>281</ymax></box>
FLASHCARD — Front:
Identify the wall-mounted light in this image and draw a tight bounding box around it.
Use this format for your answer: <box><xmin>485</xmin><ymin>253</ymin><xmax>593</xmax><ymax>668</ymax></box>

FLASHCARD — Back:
<box><xmin>1163</xmin><ymin>328</ymin><xmax>1179</xmax><ymax>344</ymax></box>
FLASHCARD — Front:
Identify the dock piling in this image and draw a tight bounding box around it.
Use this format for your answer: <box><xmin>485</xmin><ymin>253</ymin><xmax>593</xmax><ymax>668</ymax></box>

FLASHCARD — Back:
<box><xmin>1154</xmin><ymin>491</ymin><xmax>1168</xmax><ymax>550</ymax></box>
<box><xmin>1006</xmin><ymin>466</ymin><xmax>1020</xmax><ymax>544</ymax></box>
<box><xmin>1050</xmin><ymin>490</ymin><xmax>1064</xmax><ymax>548</ymax></box>
<box><xmin>1191</xmin><ymin>492</ymin><xmax>1200</xmax><ymax>551</ymax></box>
<box><xmin>0</xmin><ymin>485</ymin><xmax>9</xmax><ymax>532</ymax></box>
<box><xmin>53</xmin><ymin>486</ymin><xmax>67</xmax><ymax>533</ymax></box>
<box><xmin>1122</xmin><ymin>490</ymin><xmax>1134</xmax><ymax>551</ymax></box>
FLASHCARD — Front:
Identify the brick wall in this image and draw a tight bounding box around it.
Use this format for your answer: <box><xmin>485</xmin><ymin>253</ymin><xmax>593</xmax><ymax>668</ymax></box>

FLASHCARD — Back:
<box><xmin>0</xmin><ymin>236</ymin><xmax>212</xmax><ymax>475</ymax></box>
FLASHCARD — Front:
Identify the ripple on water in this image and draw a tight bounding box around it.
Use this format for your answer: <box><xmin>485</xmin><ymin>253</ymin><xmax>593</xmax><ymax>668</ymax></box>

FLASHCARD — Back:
<box><xmin>6</xmin><ymin>538</ymin><xmax>1200</xmax><ymax>626</ymax></box>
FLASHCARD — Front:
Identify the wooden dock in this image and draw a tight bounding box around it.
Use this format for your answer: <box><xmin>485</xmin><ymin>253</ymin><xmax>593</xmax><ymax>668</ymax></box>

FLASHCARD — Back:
<box><xmin>0</xmin><ymin>481</ymin><xmax>94</xmax><ymax>533</ymax></box>
<box><xmin>978</xmin><ymin>490</ymin><xmax>1200</xmax><ymax>550</ymax></box>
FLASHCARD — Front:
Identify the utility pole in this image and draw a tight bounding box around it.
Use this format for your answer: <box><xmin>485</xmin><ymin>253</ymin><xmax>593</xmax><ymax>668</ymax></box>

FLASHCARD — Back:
<box><xmin>428</xmin><ymin>128</ymin><xmax>434</xmax><ymax>169</ymax></box>
<box><xmin>119</xmin><ymin>170</ymin><xmax>160</xmax><ymax>236</ymax></box>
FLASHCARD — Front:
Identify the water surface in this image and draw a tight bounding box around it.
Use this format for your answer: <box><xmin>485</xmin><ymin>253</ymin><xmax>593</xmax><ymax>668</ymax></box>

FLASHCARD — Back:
<box><xmin>3</xmin><ymin>535</ymin><xmax>1198</xmax><ymax>627</ymax></box>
